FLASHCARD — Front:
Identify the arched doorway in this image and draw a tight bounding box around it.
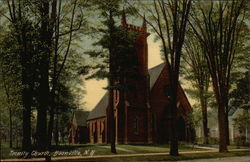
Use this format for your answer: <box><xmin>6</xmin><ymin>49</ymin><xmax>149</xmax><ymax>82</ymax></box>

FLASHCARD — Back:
<box><xmin>177</xmin><ymin>116</ymin><xmax>186</xmax><ymax>141</ymax></box>
<box><xmin>101</xmin><ymin>121</ymin><xmax>105</xmax><ymax>143</ymax></box>
<box><xmin>93</xmin><ymin>123</ymin><xmax>97</xmax><ymax>143</ymax></box>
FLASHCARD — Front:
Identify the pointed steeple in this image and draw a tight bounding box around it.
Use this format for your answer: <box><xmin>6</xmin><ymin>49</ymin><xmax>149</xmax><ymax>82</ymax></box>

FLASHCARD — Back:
<box><xmin>121</xmin><ymin>10</ymin><xmax>127</xmax><ymax>26</ymax></box>
<box><xmin>142</xmin><ymin>14</ymin><xmax>147</xmax><ymax>31</ymax></box>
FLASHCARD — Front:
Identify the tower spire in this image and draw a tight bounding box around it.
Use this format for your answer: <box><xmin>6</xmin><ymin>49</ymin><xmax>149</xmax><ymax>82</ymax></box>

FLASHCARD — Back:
<box><xmin>142</xmin><ymin>14</ymin><xmax>147</xmax><ymax>31</ymax></box>
<box><xmin>121</xmin><ymin>10</ymin><xmax>127</xmax><ymax>26</ymax></box>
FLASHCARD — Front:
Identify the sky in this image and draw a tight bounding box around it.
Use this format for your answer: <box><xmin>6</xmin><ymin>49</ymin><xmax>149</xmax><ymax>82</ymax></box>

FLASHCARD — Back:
<box><xmin>83</xmin><ymin>34</ymin><xmax>164</xmax><ymax>111</ymax></box>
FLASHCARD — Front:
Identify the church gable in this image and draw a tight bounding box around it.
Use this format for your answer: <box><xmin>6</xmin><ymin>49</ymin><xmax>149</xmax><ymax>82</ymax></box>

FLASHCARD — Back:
<box><xmin>150</xmin><ymin>64</ymin><xmax>192</xmax><ymax>116</ymax></box>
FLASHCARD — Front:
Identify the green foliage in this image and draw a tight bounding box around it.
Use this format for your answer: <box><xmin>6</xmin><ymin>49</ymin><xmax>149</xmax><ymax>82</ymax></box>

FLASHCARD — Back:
<box><xmin>87</xmin><ymin>28</ymin><xmax>138</xmax><ymax>78</ymax></box>
<box><xmin>229</xmin><ymin>71</ymin><xmax>250</xmax><ymax>114</ymax></box>
<box><xmin>233</xmin><ymin>112</ymin><xmax>250</xmax><ymax>132</ymax></box>
<box><xmin>0</xmin><ymin>27</ymin><xmax>25</xmax><ymax>149</ymax></box>
<box><xmin>187</xmin><ymin>104</ymin><xmax>202</xmax><ymax>130</ymax></box>
<box><xmin>85</xmin><ymin>0</ymin><xmax>138</xmax><ymax>84</ymax></box>
<box><xmin>57</xmin><ymin>49</ymin><xmax>87</xmax><ymax>109</ymax></box>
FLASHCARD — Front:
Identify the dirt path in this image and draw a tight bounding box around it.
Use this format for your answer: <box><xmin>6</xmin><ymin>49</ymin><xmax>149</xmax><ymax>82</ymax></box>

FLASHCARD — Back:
<box><xmin>98</xmin><ymin>146</ymin><xmax>135</xmax><ymax>153</ymax></box>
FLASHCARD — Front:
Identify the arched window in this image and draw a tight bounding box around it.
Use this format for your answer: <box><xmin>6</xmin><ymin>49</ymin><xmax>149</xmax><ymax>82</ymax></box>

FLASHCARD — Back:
<box><xmin>153</xmin><ymin>114</ymin><xmax>157</xmax><ymax>132</ymax></box>
<box><xmin>133</xmin><ymin>117</ymin><xmax>139</xmax><ymax>135</ymax></box>
<box><xmin>163</xmin><ymin>85</ymin><xmax>170</xmax><ymax>97</ymax></box>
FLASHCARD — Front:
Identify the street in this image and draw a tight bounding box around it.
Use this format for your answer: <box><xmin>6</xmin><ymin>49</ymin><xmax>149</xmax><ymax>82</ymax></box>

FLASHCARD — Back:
<box><xmin>179</xmin><ymin>155</ymin><xmax>250</xmax><ymax>162</ymax></box>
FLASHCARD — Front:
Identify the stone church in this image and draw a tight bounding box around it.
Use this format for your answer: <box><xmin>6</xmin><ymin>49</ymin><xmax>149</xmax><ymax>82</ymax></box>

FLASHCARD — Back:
<box><xmin>86</xmin><ymin>14</ymin><xmax>195</xmax><ymax>144</ymax></box>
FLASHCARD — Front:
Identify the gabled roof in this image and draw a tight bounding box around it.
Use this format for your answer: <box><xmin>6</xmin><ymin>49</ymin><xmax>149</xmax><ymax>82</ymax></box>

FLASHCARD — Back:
<box><xmin>149</xmin><ymin>63</ymin><xmax>165</xmax><ymax>89</ymax></box>
<box><xmin>87</xmin><ymin>92</ymin><xmax>109</xmax><ymax>120</ymax></box>
<box><xmin>73</xmin><ymin>110</ymin><xmax>89</xmax><ymax>126</ymax></box>
<box><xmin>87</xmin><ymin>63</ymin><xmax>166</xmax><ymax>121</ymax></box>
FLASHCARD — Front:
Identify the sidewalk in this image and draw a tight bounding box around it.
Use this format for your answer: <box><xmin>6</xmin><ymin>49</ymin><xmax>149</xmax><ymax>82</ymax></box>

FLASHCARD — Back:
<box><xmin>1</xmin><ymin>149</ymin><xmax>249</xmax><ymax>162</ymax></box>
<box><xmin>184</xmin><ymin>144</ymin><xmax>218</xmax><ymax>150</ymax></box>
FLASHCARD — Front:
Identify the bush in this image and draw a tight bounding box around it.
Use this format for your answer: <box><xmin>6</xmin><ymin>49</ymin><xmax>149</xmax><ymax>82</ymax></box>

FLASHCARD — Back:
<box><xmin>208</xmin><ymin>137</ymin><xmax>219</xmax><ymax>144</ymax></box>
<box><xmin>234</xmin><ymin>136</ymin><xmax>247</xmax><ymax>146</ymax></box>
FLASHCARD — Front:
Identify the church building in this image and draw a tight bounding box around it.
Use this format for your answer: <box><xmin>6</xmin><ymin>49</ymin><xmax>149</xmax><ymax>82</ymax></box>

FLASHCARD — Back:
<box><xmin>86</xmin><ymin>14</ymin><xmax>195</xmax><ymax>144</ymax></box>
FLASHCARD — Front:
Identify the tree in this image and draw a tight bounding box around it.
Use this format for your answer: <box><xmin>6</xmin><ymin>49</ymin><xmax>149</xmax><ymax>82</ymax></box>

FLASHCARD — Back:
<box><xmin>86</xmin><ymin>0</ymin><xmax>137</xmax><ymax>153</ymax></box>
<box><xmin>46</xmin><ymin>0</ymin><xmax>87</xmax><ymax>149</ymax></box>
<box><xmin>1</xmin><ymin>0</ymin><xmax>40</xmax><ymax>153</ymax></box>
<box><xmin>134</xmin><ymin>0</ymin><xmax>192</xmax><ymax>155</ymax></box>
<box><xmin>0</xmin><ymin>35</ymin><xmax>23</xmax><ymax>149</ymax></box>
<box><xmin>0</xmin><ymin>0</ymin><xmax>88</xmax><ymax>156</ymax></box>
<box><xmin>230</xmin><ymin>71</ymin><xmax>250</xmax><ymax>112</ymax></box>
<box><xmin>182</xmin><ymin>32</ymin><xmax>211</xmax><ymax>144</ymax></box>
<box><xmin>188</xmin><ymin>0</ymin><xmax>248</xmax><ymax>152</ymax></box>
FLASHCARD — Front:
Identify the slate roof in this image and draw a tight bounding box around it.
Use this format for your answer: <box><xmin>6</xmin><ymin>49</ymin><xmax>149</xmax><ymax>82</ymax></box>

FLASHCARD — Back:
<box><xmin>73</xmin><ymin>110</ymin><xmax>89</xmax><ymax>126</ymax></box>
<box><xmin>87</xmin><ymin>63</ymin><xmax>166</xmax><ymax>121</ymax></box>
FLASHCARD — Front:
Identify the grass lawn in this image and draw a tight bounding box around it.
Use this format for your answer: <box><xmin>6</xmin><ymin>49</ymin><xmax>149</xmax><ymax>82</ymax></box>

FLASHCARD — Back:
<box><xmin>59</xmin><ymin>143</ymin><xmax>205</xmax><ymax>156</ymax></box>
<box><xmin>0</xmin><ymin>141</ymin><xmax>12</xmax><ymax>159</ymax></box>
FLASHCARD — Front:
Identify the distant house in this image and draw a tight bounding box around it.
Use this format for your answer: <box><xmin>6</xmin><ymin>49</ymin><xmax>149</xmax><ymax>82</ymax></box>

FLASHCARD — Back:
<box><xmin>230</xmin><ymin>109</ymin><xmax>250</xmax><ymax>143</ymax></box>
<box><xmin>196</xmin><ymin>108</ymin><xmax>219</xmax><ymax>141</ymax></box>
<box><xmin>196</xmin><ymin>108</ymin><xmax>250</xmax><ymax>144</ymax></box>
<box><xmin>86</xmin><ymin>13</ymin><xmax>195</xmax><ymax>144</ymax></box>
<box><xmin>69</xmin><ymin>110</ymin><xmax>89</xmax><ymax>144</ymax></box>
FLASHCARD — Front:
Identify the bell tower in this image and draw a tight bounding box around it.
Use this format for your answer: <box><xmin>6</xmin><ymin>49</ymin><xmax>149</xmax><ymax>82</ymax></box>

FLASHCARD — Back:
<box><xmin>121</xmin><ymin>13</ymin><xmax>150</xmax><ymax>77</ymax></box>
<box><xmin>114</xmin><ymin>12</ymin><xmax>152</xmax><ymax>144</ymax></box>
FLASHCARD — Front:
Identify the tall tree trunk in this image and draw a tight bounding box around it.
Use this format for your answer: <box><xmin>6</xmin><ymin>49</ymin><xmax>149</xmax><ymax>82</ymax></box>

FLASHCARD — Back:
<box><xmin>20</xmin><ymin>26</ymin><xmax>32</xmax><ymax>155</ymax></box>
<box><xmin>36</xmin><ymin>54</ymin><xmax>50</xmax><ymax>151</ymax></box>
<box><xmin>118</xmin><ymin>84</ymin><xmax>125</xmax><ymax>144</ymax></box>
<box><xmin>214</xmin><ymin>82</ymin><xmax>228</xmax><ymax>152</ymax></box>
<box><xmin>201</xmin><ymin>107</ymin><xmax>208</xmax><ymax>144</ymax></box>
<box><xmin>108</xmin><ymin>89</ymin><xmax>116</xmax><ymax>153</ymax></box>
<box><xmin>108</xmin><ymin>44</ymin><xmax>116</xmax><ymax>153</ymax></box>
<box><xmin>20</xmin><ymin>56</ymin><xmax>33</xmax><ymax>154</ymax></box>
<box><xmin>218</xmin><ymin>101</ymin><xmax>228</xmax><ymax>152</ymax></box>
<box><xmin>22</xmin><ymin>89</ymin><xmax>32</xmax><ymax>153</ymax></box>
<box><xmin>36</xmin><ymin>0</ymin><xmax>50</xmax><ymax>152</ymax></box>
<box><xmin>54</xmin><ymin>111</ymin><xmax>59</xmax><ymax>146</ymax></box>
<box><xmin>47</xmin><ymin>90</ymin><xmax>55</xmax><ymax>148</ymax></box>
<box><xmin>9</xmin><ymin>107</ymin><xmax>13</xmax><ymax>148</ymax></box>
<box><xmin>36</xmin><ymin>86</ymin><xmax>48</xmax><ymax>152</ymax></box>
<box><xmin>200</xmin><ymin>91</ymin><xmax>209</xmax><ymax>144</ymax></box>
<box><xmin>225</xmin><ymin>104</ymin><xmax>230</xmax><ymax>145</ymax></box>
<box><xmin>169</xmin><ymin>71</ymin><xmax>179</xmax><ymax>156</ymax></box>
<box><xmin>47</xmin><ymin>0</ymin><xmax>58</xmax><ymax>149</ymax></box>
<box><xmin>108</xmin><ymin>10</ymin><xmax>116</xmax><ymax>154</ymax></box>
